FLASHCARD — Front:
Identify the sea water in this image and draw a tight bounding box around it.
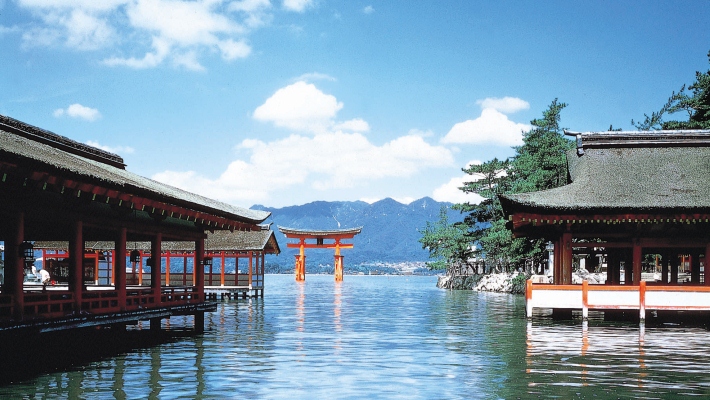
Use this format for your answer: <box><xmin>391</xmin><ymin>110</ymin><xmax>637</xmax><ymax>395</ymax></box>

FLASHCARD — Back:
<box><xmin>2</xmin><ymin>274</ymin><xmax>710</xmax><ymax>398</ymax></box>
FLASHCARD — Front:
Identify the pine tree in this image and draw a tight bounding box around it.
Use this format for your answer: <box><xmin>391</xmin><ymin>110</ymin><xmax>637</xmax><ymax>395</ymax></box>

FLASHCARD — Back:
<box><xmin>633</xmin><ymin>50</ymin><xmax>710</xmax><ymax>130</ymax></box>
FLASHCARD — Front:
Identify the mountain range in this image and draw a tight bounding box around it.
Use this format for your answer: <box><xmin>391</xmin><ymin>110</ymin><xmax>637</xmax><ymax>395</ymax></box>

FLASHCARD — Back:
<box><xmin>251</xmin><ymin>197</ymin><xmax>462</xmax><ymax>274</ymax></box>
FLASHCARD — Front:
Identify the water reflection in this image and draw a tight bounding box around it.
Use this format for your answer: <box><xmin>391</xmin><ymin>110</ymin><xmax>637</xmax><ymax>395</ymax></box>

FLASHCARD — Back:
<box><xmin>6</xmin><ymin>276</ymin><xmax>710</xmax><ymax>398</ymax></box>
<box><xmin>524</xmin><ymin>321</ymin><xmax>710</xmax><ymax>397</ymax></box>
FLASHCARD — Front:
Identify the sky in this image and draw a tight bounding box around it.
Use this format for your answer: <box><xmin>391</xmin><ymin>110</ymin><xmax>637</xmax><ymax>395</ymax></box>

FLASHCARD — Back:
<box><xmin>1</xmin><ymin>1</ymin><xmax>709</xmax><ymax>209</ymax></box>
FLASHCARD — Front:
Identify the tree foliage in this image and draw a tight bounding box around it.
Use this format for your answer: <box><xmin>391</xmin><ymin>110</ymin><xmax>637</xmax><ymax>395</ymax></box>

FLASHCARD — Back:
<box><xmin>421</xmin><ymin>99</ymin><xmax>573</xmax><ymax>273</ymax></box>
<box><xmin>633</xmin><ymin>50</ymin><xmax>710</xmax><ymax>130</ymax></box>
<box><xmin>419</xmin><ymin>206</ymin><xmax>473</xmax><ymax>271</ymax></box>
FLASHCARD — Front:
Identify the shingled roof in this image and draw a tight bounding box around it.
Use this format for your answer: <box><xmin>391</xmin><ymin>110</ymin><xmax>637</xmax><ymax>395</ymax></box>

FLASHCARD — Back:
<box><xmin>35</xmin><ymin>228</ymin><xmax>280</xmax><ymax>254</ymax></box>
<box><xmin>0</xmin><ymin>114</ymin><xmax>269</xmax><ymax>226</ymax></box>
<box><xmin>500</xmin><ymin>130</ymin><xmax>710</xmax><ymax>216</ymax></box>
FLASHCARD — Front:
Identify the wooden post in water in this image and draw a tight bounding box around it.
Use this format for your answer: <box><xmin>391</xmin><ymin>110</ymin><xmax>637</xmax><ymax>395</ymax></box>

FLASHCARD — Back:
<box><xmin>334</xmin><ymin>239</ymin><xmax>343</xmax><ymax>282</ymax></box>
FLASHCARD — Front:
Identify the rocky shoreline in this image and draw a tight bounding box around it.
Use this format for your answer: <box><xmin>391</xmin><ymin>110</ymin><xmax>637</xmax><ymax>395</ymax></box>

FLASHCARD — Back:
<box><xmin>437</xmin><ymin>269</ymin><xmax>607</xmax><ymax>294</ymax></box>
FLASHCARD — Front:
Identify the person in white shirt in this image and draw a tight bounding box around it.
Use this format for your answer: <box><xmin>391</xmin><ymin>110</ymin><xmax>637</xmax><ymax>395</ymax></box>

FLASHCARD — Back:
<box><xmin>39</xmin><ymin>268</ymin><xmax>50</xmax><ymax>291</ymax></box>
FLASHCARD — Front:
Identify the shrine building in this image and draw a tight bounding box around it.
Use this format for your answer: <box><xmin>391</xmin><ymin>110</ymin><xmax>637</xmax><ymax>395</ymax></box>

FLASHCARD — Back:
<box><xmin>500</xmin><ymin>130</ymin><xmax>710</xmax><ymax>320</ymax></box>
<box><xmin>0</xmin><ymin>114</ymin><xmax>270</xmax><ymax>333</ymax></box>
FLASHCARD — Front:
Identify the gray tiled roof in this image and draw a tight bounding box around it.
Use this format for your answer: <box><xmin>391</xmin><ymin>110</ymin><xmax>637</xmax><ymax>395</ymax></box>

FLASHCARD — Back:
<box><xmin>500</xmin><ymin>130</ymin><xmax>710</xmax><ymax>215</ymax></box>
<box><xmin>35</xmin><ymin>229</ymin><xmax>280</xmax><ymax>253</ymax></box>
<box><xmin>0</xmin><ymin>115</ymin><xmax>269</xmax><ymax>225</ymax></box>
<box><xmin>278</xmin><ymin>226</ymin><xmax>362</xmax><ymax>236</ymax></box>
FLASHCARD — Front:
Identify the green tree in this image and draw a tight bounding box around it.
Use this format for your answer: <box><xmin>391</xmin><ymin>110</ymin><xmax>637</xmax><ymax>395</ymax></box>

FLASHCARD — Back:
<box><xmin>423</xmin><ymin>99</ymin><xmax>573</xmax><ymax>273</ymax></box>
<box><xmin>419</xmin><ymin>206</ymin><xmax>473</xmax><ymax>272</ymax></box>
<box><xmin>633</xmin><ymin>50</ymin><xmax>710</xmax><ymax>130</ymax></box>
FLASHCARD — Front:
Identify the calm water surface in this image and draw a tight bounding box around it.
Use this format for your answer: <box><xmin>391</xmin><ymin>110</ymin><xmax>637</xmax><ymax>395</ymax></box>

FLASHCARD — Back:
<box><xmin>3</xmin><ymin>274</ymin><xmax>710</xmax><ymax>398</ymax></box>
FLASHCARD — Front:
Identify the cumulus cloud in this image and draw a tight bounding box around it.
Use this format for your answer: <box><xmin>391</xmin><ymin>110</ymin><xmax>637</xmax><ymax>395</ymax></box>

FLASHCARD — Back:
<box><xmin>53</xmin><ymin>103</ymin><xmax>101</xmax><ymax>121</ymax></box>
<box><xmin>441</xmin><ymin>97</ymin><xmax>531</xmax><ymax>146</ymax></box>
<box><xmin>363</xmin><ymin>5</ymin><xmax>374</xmax><ymax>14</ymax></box>
<box><xmin>432</xmin><ymin>161</ymin><xmax>486</xmax><ymax>204</ymax></box>
<box><xmin>86</xmin><ymin>140</ymin><xmax>135</xmax><ymax>155</ymax></box>
<box><xmin>283</xmin><ymin>0</ymin><xmax>313</xmax><ymax>12</ymax></box>
<box><xmin>154</xmin><ymin>131</ymin><xmax>453</xmax><ymax>203</ymax></box>
<box><xmin>253</xmin><ymin>81</ymin><xmax>344</xmax><ymax>133</ymax></box>
<box><xmin>15</xmin><ymin>0</ymin><xmax>281</xmax><ymax>70</ymax></box>
<box><xmin>475</xmin><ymin>97</ymin><xmax>529</xmax><ymax>113</ymax></box>
<box><xmin>153</xmin><ymin>81</ymin><xmax>453</xmax><ymax>204</ymax></box>
<box><xmin>333</xmin><ymin>118</ymin><xmax>370</xmax><ymax>132</ymax></box>
<box><xmin>229</xmin><ymin>0</ymin><xmax>271</xmax><ymax>13</ymax></box>
<box><xmin>294</xmin><ymin>72</ymin><xmax>337</xmax><ymax>83</ymax></box>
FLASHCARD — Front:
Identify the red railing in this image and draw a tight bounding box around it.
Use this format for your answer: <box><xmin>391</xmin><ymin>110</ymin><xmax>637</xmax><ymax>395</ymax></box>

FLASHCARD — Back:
<box><xmin>0</xmin><ymin>286</ymin><xmax>202</xmax><ymax>322</ymax></box>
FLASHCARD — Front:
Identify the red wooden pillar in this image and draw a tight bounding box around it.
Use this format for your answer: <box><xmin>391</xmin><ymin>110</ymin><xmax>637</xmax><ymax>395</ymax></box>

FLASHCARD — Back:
<box><xmin>334</xmin><ymin>239</ymin><xmax>343</xmax><ymax>282</ymax></box>
<box><xmin>195</xmin><ymin>238</ymin><xmax>205</xmax><ymax>300</ymax></box>
<box><xmin>165</xmin><ymin>252</ymin><xmax>171</xmax><ymax>286</ymax></box>
<box><xmin>116</xmin><ymin>227</ymin><xmax>127</xmax><ymax>311</ymax></box>
<box><xmin>632</xmin><ymin>242</ymin><xmax>642</xmax><ymax>285</ymax></box>
<box><xmin>69</xmin><ymin>220</ymin><xmax>84</xmax><ymax>313</ymax></box>
<box><xmin>151</xmin><ymin>233</ymin><xmax>162</xmax><ymax>304</ymax></box>
<box><xmin>295</xmin><ymin>239</ymin><xmax>306</xmax><ymax>282</ymax></box>
<box><xmin>6</xmin><ymin>210</ymin><xmax>25</xmax><ymax>320</ymax></box>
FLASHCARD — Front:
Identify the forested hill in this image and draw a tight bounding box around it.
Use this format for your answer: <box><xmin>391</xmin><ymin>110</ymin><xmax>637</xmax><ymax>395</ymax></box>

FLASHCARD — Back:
<box><xmin>251</xmin><ymin>197</ymin><xmax>462</xmax><ymax>272</ymax></box>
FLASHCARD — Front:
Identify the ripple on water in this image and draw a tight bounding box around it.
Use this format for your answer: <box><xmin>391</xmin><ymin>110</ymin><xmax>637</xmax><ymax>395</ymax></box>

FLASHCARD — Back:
<box><xmin>3</xmin><ymin>275</ymin><xmax>710</xmax><ymax>399</ymax></box>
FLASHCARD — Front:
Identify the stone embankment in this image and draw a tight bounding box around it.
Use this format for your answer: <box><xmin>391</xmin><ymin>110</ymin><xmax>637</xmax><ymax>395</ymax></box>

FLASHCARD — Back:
<box><xmin>437</xmin><ymin>268</ymin><xmax>606</xmax><ymax>294</ymax></box>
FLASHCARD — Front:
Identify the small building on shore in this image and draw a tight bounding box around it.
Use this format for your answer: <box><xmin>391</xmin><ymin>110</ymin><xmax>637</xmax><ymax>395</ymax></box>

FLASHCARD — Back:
<box><xmin>500</xmin><ymin>130</ymin><xmax>710</xmax><ymax>320</ymax></box>
<box><xmin>0</xmin><ymin>114</ymin><xmax>270</xmax><ymax>333</ymax></box>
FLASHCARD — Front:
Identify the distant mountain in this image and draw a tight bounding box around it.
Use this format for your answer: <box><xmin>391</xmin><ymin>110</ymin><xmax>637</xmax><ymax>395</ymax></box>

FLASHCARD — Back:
<box><xmin>251</xmin><ymin>197</ymin><xmax>463</xmax><ymax>273</ymax></box>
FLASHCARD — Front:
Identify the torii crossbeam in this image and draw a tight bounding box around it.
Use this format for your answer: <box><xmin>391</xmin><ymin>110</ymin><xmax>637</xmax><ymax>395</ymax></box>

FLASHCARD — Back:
<box><xmin>278</xmin><ymin>226</ymin><xmax>362</xmax><ymax>281</ymax></box>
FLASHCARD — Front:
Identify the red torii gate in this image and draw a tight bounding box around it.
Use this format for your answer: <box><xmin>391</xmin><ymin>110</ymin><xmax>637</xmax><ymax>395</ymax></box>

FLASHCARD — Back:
<box><xmin>278</xmin><ymin>226</ymin><xmax>362</xmax><ymax>281</ymax></box>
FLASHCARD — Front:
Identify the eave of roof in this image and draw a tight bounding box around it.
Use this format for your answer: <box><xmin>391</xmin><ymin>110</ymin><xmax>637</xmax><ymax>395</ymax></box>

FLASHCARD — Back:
<box><xmin>0</xmin><ymin>117</ymin><xmax>270</xmax><ymax>227</ymax></box>
<box><xmin>34</xmin><ymin>229</ymin><xmax>280</xmax><ymax>253</ymax></box>
<box><xmin>277</xmin><ymin>226</ymin><xmax>363</xmax><ymax>237</ymax></box>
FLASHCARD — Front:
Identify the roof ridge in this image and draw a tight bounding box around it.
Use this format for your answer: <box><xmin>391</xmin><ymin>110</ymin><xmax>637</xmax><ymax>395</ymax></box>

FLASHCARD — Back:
<box><xmin>0</xmin><ymin>114</ymin><xmax>126</xmax><ymax>169</ymax></box>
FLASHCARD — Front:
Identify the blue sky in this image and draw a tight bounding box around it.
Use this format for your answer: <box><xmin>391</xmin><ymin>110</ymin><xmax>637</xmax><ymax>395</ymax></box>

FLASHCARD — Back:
<box><xmin>1</xmin><ymin>1</ymin><xmax>709</xmax><ymax>208</ymax></box>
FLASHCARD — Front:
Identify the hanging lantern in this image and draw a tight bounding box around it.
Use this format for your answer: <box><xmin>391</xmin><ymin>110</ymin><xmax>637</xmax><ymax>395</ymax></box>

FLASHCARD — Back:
<box><xmin>18</xmin><ymin>241</ymin><xmax>35</xmax><ymax>263</ymax></box>
<box><xmin>202</xmin><ymin>257</ymin><xmax>213</xmax><ymax>267</ymax></box>
<box><xmin>129</xmin><ymin>249</ymin><xmax>141</xmax><ymax>263</ymax></box>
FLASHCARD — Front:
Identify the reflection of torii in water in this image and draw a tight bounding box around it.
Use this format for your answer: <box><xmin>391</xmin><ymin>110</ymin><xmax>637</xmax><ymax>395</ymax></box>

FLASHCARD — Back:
<box><xmin>278</xmin><ymin>226</ymin><xmax>362</xmax><ymax>281</ymax></box>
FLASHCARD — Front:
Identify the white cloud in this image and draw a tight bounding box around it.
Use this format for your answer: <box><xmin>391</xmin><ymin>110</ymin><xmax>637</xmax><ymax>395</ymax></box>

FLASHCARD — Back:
<box><xmin>283</xmin><ymin>0</ymin><xmax>313</xmax><ymax>12</ymax></box>
<box><xmin>294</xmin><ymin>72</ymin><xmax>337</xmax><ymax>83</ymax></box>
<box><xmin>53</xmin><ymin>103</ymin><xmax>101</xmax><ymax>121</ymax></box>
<box><xmin>103</xmin><ymin>36</ymin><xmax>170</xmax><ymax>69</ymax></box>
<box><xmin>333</xmin><ymin>118</ymin><xmax>370</xmax><ymax>132</ymax></box>
<box><xmin>153</xmin><ymin>131</ymin><xmax>454</xmax><ymax>204</ymax></box>
<box><xmin>17</xmin><ymin>0</ymin><xmax>128</xmax><ymax>12</ymax></box>
<box><xmin>432</xmin><ymin>161</ymin><xmax>486</xmax><ymax>204</ymax></box>
<box><xmin>228</xmin><ymin>0</ymin><xmax>271</xmax><ymax>13</ymax></box>
<box><xmin>16</xmin><ymin>0</ymin><xmax>266</xmax><ymax>70</ymax></box>
<box><xmin>253</xmin><ymin>81</ymin><xmax>344</xmax><ymax>133</ymax></box>
<box><xmin>363</xmin><ymin>5</ymin><xmax>374</xmax><ymax>14</ymax></box>
<box><xmin>441</xmin><ymin>108</ymin><xmax>531</xmax><ymax>146</ymax></box>
<box><xmin>218</xmin><ymin>38</ymin><xmax>251</xmax><ymax>60</ymax></box>
<box><xmin>432</xmin><ymin>176</ymin><xmax>485</xmax><ymax>204</ymax></box>
<box><xmin>476</xmin><ymin>97</ymin><xmax>529</xmax><ymax>113</ymax></box>
<box><xmin>86</xmin><ymin>140</ymin><xmax>135</xmax><ymax>155</ymax></box>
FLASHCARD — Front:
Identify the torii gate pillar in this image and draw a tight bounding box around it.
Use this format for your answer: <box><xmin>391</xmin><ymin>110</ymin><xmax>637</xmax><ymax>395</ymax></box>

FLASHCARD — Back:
<box><xmin>295</xmin><ymin>239</ymin><xmax>306</xmax><ymax>281</ymax></box>
<box><xmin>334</xmin><ymin>240</ymin><xmax>344</xmax><ymax>282</ymax></box>
<box><xmin>279</xmin><ymin>227</ymin><xmax>362</xmax><ymax>282</ymax></box>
